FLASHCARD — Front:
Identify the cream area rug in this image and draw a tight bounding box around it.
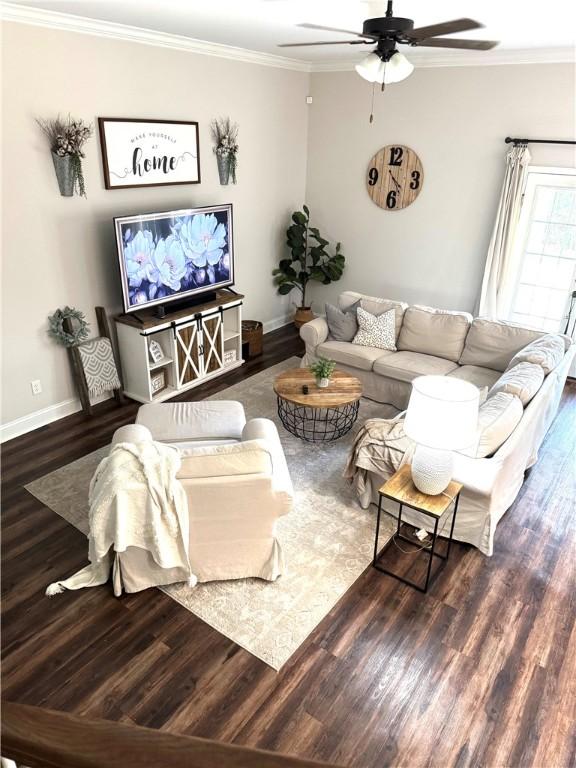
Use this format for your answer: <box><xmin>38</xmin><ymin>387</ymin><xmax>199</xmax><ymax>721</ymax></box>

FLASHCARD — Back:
<box><xmin>26</xmin><ymin>357</ymin><xmax>397</xmax><ymax>670</ymax></box>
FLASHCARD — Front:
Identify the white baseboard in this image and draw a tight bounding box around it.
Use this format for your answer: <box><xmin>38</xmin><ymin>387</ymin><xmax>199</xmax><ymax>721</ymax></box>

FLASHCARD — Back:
<box><xmin>1</xmin><ymin>317</ymin><xmax>295</xmax><ymax>443</ymax></box>
<box><xmin>1</xmin><ymin>392</ymin><xmax>112</xmax><ymax>444</ymax></box>
<box><xmin>263</xmin><ymin>314</ymin><xmax>293</xmax><ymax>334</ymax></box>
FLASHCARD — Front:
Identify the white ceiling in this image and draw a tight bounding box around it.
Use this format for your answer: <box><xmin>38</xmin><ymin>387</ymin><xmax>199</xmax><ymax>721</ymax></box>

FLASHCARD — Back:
<box><xmin>5</xmin><ymin>0</ymin><xmax>576</xmax><ymax>63</ymax></box>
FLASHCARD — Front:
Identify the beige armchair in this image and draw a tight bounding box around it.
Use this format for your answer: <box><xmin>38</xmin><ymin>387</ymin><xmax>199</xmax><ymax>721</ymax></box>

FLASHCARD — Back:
<box><xmin>134</xmin><ymin>401</ymin><xmax>293</xmax><ymax>583</ymax></box>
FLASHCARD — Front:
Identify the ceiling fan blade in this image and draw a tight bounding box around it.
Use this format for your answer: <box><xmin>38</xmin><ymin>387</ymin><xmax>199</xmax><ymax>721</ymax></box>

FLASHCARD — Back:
<box><xmin>298</xmin><ymin>22</ymin><xmax>379</xmax><ymax>40</ymax></box>
<box><xmin>414</xmin><ymin>37</ymin><xmax>498</xmax><ymax>50</ymax></box>
<box><xmin>409</xmin><ymin>18</ymin><xmax>483</xmax><ymax>40</ymax></box>
<box><xmin>278</xmin><ymin>40</ymin><xmax>368</xmax><ymax>47</ymax></box>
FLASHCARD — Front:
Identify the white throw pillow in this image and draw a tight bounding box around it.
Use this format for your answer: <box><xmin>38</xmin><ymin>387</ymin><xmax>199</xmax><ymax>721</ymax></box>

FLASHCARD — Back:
<box><xmin>460</xmin><ymin>392</ymin><xmax>524</xmax><ymax>458</ymax></box>
<box><xmin>506</xmin><ymin>334</ymin><xmax>565</xmax><ymax>375</ymax></box>
<box><xmin>352</xmin><ymin>307</ymin><xmax>396</xmax><ymax>351</ymax></box>
<box><xmin>489</xmin><ymin>362</ymin><xmax>544</xmax><ymax>406</ymax></box>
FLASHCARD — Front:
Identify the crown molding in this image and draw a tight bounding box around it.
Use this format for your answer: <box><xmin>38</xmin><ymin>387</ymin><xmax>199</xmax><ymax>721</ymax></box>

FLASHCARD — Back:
<box><xmin>0</xmin><ymin>2</ymin><xmax>311</xmax><ymax>72</ymax></box>
<box><xmin>311</xmin><ymin>45</ymin><xmax>576</xmax><ymax>72</ymax></box>
<box><xmin>1</xmin><ymin>2</ymin><xmax>573</xmax><ymax>73</ymax></box>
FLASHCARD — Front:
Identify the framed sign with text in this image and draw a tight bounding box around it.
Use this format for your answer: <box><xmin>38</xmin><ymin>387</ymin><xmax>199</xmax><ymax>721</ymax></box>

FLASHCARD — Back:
<box><xmin>98</xmin><ymin>118</ymin><xmax>201</xmax><ymax>189</ymax></box>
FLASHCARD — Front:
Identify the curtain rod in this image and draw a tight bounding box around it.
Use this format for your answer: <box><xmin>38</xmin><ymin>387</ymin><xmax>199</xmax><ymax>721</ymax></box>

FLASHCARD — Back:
<box><xmin>505</xmin><ymin>136</ymin><xmax>576</xmax><ymax>146</ymax></box>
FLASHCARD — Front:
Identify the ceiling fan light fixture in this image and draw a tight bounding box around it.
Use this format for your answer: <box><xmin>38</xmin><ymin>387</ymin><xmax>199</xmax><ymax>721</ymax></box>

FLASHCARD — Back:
<box><xmin>354</xmin><ymin>52</ymin><xmax>383</xmax><ymax>82</ymax></box>
<box><xmin>383</xmin><ymin>50</ymin><xmax>414</xmax><ymax>83</ymax></box>
<box><xmin>355</xmin><ymin>50</ymin><xmax>413</xmax><ymax>84</ymax></box>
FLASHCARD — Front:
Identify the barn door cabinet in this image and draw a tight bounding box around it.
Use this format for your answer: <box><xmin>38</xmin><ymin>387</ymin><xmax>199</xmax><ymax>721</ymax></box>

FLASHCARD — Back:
<box><xmin>114</xmin><ymin>291</ymin><xmax>244</xmax><ymax>404</ymax></box>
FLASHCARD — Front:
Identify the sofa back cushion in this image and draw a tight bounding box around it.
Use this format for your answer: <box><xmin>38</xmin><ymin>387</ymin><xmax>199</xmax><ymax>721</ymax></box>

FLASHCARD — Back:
<box><xmin>506</xmin><ymin>333</ymin><xmax>566</xmax><ymax>375</ymax></box>
<box><xmin>178</xmin><ymin>439</ymin><xmax>272</xmax><ymax>479</ymax></box>
<box><xmin>489</xmin><ymin>362</ymin><xmax>545</xmax><ymax>406</ymax></box>
<box><xmin>461</xmin><ymin>392</ymin><xmax>524</xmax><ymax>458</ymax></box>
<box><xmin>137</xmin><ymin>401</ymin><xmax>246</xmax><ymax>442</ymax></box>
<box><xmin>397</xmin><ymin>305</ymin><xmax>472</xmax><ymax>362</ymax></box>
<box><xmin>338</xmin><ymin>291</ymin><xmax>407</xmax><ymax>341</ymax></box>
<box><xmin>459</xmin><ymin>318</ymin><xmax>543</xmax><ymax>371</ymax></box>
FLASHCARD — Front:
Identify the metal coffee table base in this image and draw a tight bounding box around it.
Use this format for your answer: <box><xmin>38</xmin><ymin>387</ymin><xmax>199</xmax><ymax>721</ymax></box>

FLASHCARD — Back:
<box><xmin>277</xmin><ymin>397</ymin><xmax>359</xmax><ymax>442</ymax></box>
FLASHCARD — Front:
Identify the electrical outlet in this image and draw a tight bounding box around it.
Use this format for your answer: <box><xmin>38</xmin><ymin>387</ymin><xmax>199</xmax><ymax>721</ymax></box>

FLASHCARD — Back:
<box><xmin>31</xmin><ymin>379</ymin><xmax>42</xmax><ymax>395</ymax></box>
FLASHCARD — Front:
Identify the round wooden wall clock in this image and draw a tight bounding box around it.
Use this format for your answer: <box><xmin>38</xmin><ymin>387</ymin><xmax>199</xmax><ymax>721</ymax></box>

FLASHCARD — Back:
<box><xmin>366</xmin><ymin>145</ymin><xmax>424</xmax><ymax>211</ymax></box>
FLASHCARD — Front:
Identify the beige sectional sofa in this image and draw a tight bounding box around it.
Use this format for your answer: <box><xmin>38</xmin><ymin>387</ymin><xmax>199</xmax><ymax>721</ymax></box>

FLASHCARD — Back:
<box><xmin>301</xmin><ymin>291</ymin><xmax>574</xmax><ymax>555</ymax></box>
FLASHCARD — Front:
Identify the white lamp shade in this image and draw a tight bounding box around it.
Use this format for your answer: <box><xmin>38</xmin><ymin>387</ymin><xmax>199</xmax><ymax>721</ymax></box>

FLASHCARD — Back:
<box><xmin>404</xmin><ymin>375</ymin><xmax>480</xmax><ymax>451</ymax></box>
<box><xmin>355</xmin><ymin>50</ymin><xmax>414</xmax><ymax>85</ymax></box>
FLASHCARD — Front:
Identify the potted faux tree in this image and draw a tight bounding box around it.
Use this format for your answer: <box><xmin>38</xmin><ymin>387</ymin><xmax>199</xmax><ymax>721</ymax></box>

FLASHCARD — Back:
<box><xmin>273</xmin><ymin>205</ymin><xmax>345</xmax><ymax>327</ymax></box>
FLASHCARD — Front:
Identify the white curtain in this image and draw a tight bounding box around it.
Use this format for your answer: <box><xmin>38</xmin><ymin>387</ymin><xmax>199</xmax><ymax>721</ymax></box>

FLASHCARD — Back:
<box><xmin>478</xmin><ymin>144</ymin><xmax>532</xmax><ymax>318</ymax></box>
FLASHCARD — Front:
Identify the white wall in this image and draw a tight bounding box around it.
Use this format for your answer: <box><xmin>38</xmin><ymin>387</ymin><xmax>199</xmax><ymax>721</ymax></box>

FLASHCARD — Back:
<box><xmin>2</xmin><ymin>21</ymin><xmax>575</xmax><ymax>437</ymax></box>
<box><xmin>1</xmin><ymin>21</ymin><xmax>309</xmax><ymax>429</ymax></box>
<box><xmin>305</xmin><ymin>64</ymin><xmax>575</xmax><ymax>313</ymax></box>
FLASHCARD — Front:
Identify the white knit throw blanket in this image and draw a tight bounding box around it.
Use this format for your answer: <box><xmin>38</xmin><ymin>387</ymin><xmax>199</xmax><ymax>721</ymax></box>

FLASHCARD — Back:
<box><xmin>46</xmin><ymin>441</ymin><xmax>196</xmax><ymax>597</ymax></box>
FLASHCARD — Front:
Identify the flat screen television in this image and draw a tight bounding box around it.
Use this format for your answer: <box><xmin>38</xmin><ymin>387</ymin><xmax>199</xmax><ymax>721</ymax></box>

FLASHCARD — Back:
<box><xmin>114</xmin><ymin>203</ymin><xmax>234</xmax><ymax>314</ymax></box>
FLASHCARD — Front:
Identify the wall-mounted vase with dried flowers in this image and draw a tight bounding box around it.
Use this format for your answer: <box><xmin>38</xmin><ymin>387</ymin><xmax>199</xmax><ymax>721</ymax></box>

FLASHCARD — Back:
<box><xmin>210</xmin><ymin>117</ymin><xmax>239</xmax><ymax>185</ymax></box>
<box><xmin>37</xmin><ymin>115</ymin><xmax>93</xmax><ymax>197</ymax></box>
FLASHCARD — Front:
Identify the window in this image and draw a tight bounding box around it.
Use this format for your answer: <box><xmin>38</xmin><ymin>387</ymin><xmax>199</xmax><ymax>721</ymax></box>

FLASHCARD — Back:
<box><xmin>509</xmin><ymin>168</ymin><xmax>576</xmax><ymax>334</ymax></box>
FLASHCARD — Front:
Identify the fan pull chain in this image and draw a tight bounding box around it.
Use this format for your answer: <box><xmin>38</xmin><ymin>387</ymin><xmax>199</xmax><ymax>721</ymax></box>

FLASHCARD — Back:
<box><xmin>369</xmin><ymin>81</ymin><xmax>376</xmax><ymax>123</ymax></box>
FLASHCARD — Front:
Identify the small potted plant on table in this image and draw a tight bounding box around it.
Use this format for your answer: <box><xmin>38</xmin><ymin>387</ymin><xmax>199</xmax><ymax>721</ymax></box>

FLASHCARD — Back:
<box><xmin>309</xmin><ymin>357</ymin><xmax>336</xmax><ymax>388</ymax></box>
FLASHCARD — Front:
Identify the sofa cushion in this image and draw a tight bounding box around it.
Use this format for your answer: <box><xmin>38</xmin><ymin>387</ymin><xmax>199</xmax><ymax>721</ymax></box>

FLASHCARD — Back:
<box><xmin>459</xmin><ymin>318</ymin><xmax>542</xmax><ymax>371</ymax></box>
<box><xmin>373</xmin><ymin>351</ymin><xmax>459</xmax><ymax>383</ymax></box>
<box><xmin>168</xmin><ymin>438</ymin><xmax>240</xmax><ymax>451</ymax></box>
<box><xmin>460</xmin><ymin>392</ymin><xmax>524</xmax><ymax>458</ymax></box>
<box><xmin>325</xmin><ymin>300</ymin><xmax>360</xmax><ymax>342</ymax></box>
<box><xmin>506</xmin><ymin>333</ymin><xmax>566</xmax><ymax>375</ymax></box>
<box><xmin>317</xmin><ymin>340</ymin><xmax>394</xmax><ymax>371</ymax></box>
<box><xmin>338</xmin><ymin>291</ymin><xmax>407</xmax><ymax>341</ymax></box>
<box><xmin>447</xmin><ymin>364</ymin><xmax>501</xmax><ymax>390</ymax></box>
<box><xmin>397</xmin><ymin>305</ymin><xmax>472</xmax><ymax>363</ymax></box>
<box><xmin>137</xmin><ymin>401</ymin><xmax>246</xmax><ymax>443</ymax></box>
<box><xmin>489</xmin><ymin>362</ymin><xmax>545</xmax><ymax>406</ymax></box>
<box><xmin>353</xmin><ymin>307</ymin><xmax>396</xmax><ymax>351</ymax></box>
<box><xmin>178</xmin><ymin>439</ymin><xmax>272</xmax><ymax>479</ymax></box>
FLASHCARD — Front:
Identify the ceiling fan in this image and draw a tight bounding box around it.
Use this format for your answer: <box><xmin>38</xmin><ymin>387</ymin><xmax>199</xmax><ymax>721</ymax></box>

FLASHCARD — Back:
<box><xmin>278</xmin><ymin>0</ymin><xmax>499</xmax><ymax>85</ymax></box>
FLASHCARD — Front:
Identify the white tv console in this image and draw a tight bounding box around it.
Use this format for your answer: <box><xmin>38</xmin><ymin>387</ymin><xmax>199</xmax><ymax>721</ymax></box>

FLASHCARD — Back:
<box><xmin>114</xmin><ymin>290</ymin><xmax>244</xmax><ymax>404</ymax></box>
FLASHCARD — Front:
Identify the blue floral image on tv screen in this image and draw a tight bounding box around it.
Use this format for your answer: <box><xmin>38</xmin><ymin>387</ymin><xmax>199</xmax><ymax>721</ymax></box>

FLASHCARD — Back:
<box><xmin>120</xmin><ymin>210</ymin><xmax>231</xmax><ymax>307</ymax></box>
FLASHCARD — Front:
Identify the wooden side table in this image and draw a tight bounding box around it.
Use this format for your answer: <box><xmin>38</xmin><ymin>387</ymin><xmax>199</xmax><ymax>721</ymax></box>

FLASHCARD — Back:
<box><xmin>373</xmin><ymin>464</ymin><xmax>462</xmax><ymax>593</ymax></box>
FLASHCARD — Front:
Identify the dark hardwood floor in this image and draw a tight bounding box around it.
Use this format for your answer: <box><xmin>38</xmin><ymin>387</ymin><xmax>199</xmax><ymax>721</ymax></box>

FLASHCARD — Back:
<box><xmin>2</xmin><ymin>325</ymin><xmax>575</xmax><ymax>768</ymax></box>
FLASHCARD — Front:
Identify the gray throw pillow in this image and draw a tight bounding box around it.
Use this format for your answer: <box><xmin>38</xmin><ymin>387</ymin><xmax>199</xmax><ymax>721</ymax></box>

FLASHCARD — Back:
<box><xmin>325</xmin><ymin>301</ymin><xmax>360</xmax><ymax>342</ymax></box>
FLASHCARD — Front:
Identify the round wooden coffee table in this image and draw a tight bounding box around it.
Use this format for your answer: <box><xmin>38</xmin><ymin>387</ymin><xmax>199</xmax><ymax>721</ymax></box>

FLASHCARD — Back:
<box><xmin>273</xmin><ymin>368</ymin><xmax>363</xmax><ymax>442</ymax></box>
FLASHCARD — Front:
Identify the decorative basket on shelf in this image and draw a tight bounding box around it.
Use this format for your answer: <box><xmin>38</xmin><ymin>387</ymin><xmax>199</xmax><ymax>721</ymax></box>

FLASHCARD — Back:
<box><xmin>223</xmin><ymin>349</ymin><xmax>237</xmax><ymax>366</ymax></box>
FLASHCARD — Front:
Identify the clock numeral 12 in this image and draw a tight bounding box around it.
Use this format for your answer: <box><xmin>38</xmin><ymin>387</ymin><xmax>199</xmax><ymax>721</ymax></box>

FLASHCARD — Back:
<box><xmin>410</xmin><ymin>170</ymin><xmax>421</xmax><ymax>190</ymax></box>
<box><xmin>389</xmin><ymin>147</ymin><xmax>403</xmax><ymax>166</ymax></box>
<box><xmin>368</xmin><ymin>167</ymin><xmax>379</xmax><ymax>186</ymax></box>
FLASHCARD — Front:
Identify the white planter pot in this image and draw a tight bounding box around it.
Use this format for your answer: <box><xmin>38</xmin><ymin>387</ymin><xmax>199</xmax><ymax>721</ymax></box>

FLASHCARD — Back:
<box><xmin>317</xmin><ymin>377</ymin><xmax>330</xmax><ymax>388</ymax></box>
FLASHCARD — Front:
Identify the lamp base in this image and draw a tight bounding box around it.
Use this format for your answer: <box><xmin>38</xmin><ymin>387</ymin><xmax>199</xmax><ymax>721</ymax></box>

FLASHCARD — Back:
<box><xmin>411</xmin><ymin>445</ymin><xmax>453</xmax><ymax>496</ymax></box>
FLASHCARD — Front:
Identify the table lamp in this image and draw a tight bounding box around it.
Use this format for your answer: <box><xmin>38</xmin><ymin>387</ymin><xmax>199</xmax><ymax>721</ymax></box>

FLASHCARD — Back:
<box><xmin>404</xmin><ymin>376</ymin><xmax>480</xmax><ymax>496</ymax></box>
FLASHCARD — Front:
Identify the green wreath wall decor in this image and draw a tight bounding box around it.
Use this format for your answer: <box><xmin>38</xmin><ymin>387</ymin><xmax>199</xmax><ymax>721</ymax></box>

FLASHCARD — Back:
<box><xmin>48</xmin><ymin>306</ymin><xmax>90</xmax><ymax>347</ymax></box>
